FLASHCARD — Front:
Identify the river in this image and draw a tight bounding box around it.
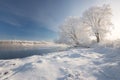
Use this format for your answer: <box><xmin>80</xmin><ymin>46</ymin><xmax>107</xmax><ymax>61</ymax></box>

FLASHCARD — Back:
<box><xmin>0</xmin><ymin>46</ymin><xmax>67</xmax><ymax>59</ymax></box>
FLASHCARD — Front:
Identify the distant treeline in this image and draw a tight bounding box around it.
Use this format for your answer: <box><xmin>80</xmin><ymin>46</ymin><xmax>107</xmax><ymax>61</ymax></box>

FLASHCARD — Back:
<box><xmin>0</xmin><ymin>40</ymin><xmax>49</xmax><ymax>45</ymax></box>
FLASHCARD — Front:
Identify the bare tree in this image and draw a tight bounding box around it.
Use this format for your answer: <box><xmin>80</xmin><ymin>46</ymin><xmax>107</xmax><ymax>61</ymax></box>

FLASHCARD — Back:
<box><xmin>58</xmin><ymin>16</ymin><xmax>89</xmax><ymax>46</ymax></box>
<box><xmin>82</xmin><ymin>4</ymin><xmax>112</xmax><ymax>43</ymax></box>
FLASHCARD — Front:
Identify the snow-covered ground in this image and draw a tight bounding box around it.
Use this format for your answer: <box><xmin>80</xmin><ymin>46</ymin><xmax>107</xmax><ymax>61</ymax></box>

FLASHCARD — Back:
<box><xmin>0</xmin><ymin>47</ymin><xmax>119</xmax><ymax>80</ymax></box>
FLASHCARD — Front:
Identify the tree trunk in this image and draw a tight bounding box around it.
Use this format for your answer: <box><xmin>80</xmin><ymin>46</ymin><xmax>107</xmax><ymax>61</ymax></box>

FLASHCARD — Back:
<box><xmin>96</xmin><ymin>35</ymin><xmax>100</xmax><ymax>43</ymax></box>
<box><xmin>95</xmin><ymin>33</ymin><xmax>100</xmax><ymax>43</ymax></box>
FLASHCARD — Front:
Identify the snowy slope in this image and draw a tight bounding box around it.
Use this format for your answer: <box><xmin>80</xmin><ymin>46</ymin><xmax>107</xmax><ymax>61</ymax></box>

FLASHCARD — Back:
<box><xmin>0</xmin><ymin>47</ymin><xmax>119</xmax><ymax>80</ymax></box>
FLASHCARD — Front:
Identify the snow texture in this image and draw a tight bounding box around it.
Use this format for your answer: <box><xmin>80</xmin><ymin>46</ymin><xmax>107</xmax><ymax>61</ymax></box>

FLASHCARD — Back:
<box><xmin>0</xmin><ymin>47</ymin><xmax>119</xmax><ymax>80</ymax></box>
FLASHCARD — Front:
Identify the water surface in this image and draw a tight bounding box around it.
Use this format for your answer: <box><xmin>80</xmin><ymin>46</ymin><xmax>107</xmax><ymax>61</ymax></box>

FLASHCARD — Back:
<box><xmin>0</xmin><ymin>46</ymin><xmax>66</xmax><ymax>59</ymax></box>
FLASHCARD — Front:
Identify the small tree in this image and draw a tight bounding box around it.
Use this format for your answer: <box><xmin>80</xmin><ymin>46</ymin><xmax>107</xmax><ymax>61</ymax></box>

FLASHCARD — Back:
<box><xmin>82</xmin><ymin>4</ymin><xmax>112</xmax><ymax>43</ymax></box>
<box><xmin>58</xmin><ymin>16</ymin><xmax>90</xmax><ymax>46</ymax></box>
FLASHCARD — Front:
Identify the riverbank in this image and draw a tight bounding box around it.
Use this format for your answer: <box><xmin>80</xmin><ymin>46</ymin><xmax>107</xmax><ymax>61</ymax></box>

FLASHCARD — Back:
<box><xmin>0</xmin><ymin>47</ymin><xmax>119</xmax><ymax>80</ymax></box>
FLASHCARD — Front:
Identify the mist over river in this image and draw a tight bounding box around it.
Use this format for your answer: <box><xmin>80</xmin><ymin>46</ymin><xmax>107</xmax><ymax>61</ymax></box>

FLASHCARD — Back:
<box><xmin>0</xmin><ymin>41</ymin><xmax>67</xmax><ymax>59</ymax></box>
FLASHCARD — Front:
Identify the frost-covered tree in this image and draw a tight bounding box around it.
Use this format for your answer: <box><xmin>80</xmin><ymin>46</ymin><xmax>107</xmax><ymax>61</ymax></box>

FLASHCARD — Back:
<box><xmin>82</xmin><ymin>4</ymin><xmax>112</xmax><ymax>43</ymax></box>
<box><xmin>58</xmin><ymin>16</ymin><xmax>90</xmax><ymax>46</ymax></box>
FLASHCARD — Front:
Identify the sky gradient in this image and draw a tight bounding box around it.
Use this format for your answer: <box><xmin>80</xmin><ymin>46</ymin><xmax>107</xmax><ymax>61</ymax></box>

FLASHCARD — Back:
<box><xmin>0</xmin><ymin>0</ymin><xmax>120</xmax><ymax>41</ymax></box>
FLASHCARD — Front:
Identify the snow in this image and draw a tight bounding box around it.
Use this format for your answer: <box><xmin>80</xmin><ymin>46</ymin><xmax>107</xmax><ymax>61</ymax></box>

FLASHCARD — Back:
<box><xmin>0</xmin><ymin>47</ymin><xmax>119</xmax><ymax>80</ymax></box>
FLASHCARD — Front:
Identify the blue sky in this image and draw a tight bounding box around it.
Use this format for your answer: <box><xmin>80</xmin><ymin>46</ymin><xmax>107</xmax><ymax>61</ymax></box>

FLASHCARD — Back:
<box><xmin>0</xmin><ymin>0</ymin><xmax>116</xmax><ymax>41</ymax></box>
